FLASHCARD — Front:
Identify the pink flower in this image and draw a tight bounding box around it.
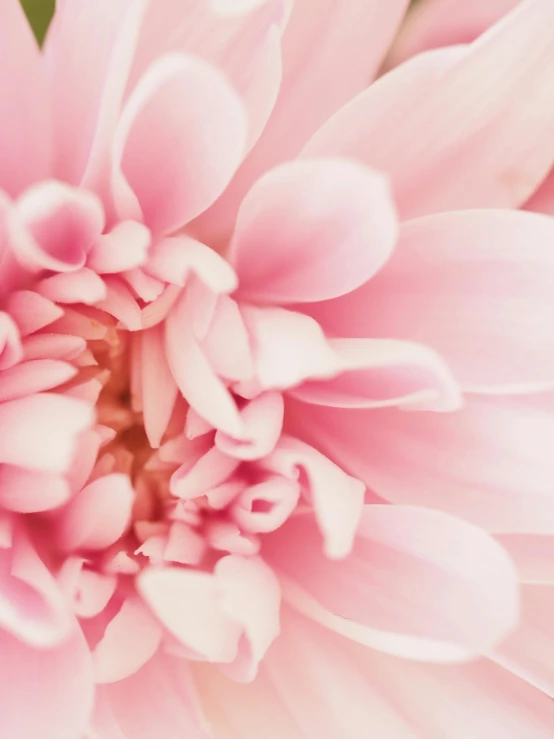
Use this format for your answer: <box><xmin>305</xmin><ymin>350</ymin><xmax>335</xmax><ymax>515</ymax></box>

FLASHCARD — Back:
<box><xmin>1</xmin><ymin>0</ymin><xmax>554</xmax><ymax>736</ymax></box>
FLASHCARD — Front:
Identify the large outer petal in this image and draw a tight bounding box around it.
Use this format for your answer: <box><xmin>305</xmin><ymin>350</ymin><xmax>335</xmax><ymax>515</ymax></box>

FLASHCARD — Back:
<box><xmin>263</xmin><ymin>507</ymin><xmax>519</xmax><ymax>661</ymax></box>
<box><xmin>193</xmin><ymin>608</ymin><xmax>554</xmax><ymax>739</ymax></box>
<box><xmin>0</xmin><ymin>0</ymin><xmax>50</xmax><ymax>195</ymax></box>
<box><xmin>287</xmin><ymin>394</ymin><xmax>554</xmax><ymax>535</ymax></box>
<box><xmin>304</xmin><ymin>0</ymin><xmax>554</xmax><ymax>219</ymax></box>
<box><xmin>0</xmin><ymin>625</ymin><xmax>94</xmax><ymax>739</ymax></box>
<box><xmin>308</xmin><ymin>210</ymin><xmax>554</xmax><ymax>392</ymax></box>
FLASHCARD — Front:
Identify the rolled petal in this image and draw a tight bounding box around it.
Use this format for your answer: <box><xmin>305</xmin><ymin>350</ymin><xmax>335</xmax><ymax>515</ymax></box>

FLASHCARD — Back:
<box><xmin>215</xmin><ymin>392</ymin><xmax>284</xmax><ymax>460</ymax></box>
<box><xmin>265</xmin><ymin>506</ymin><xmax>519</xmax><ymax>661</ymax></box>
<box><xmin>231</xmin><ymin>159</ymin><xmax>397</xmax><ymax>304</ymax></box>
<box><xmin>112</xmin><ymin>53</ymin><xmax>247</xmax><ymax>234</ymax></box>
<box><xmin>310</xmin><ymin>210</ymin><xmax>554</xmax><ymax>392</ymax></box>
<box><xmin>305</xmin><ymin>0</ymin><xmax>554</xmax><ymax>217</ymax></box>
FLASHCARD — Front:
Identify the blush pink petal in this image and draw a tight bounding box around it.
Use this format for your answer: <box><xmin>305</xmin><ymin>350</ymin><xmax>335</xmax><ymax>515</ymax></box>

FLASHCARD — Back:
<box><xmin>0</xmin><ymin>312</ymin><xmax>23</xmax><ymax>369</ymax></box>
<box><xmin>0</xmin><ymin>527</ymin><xmax>73</xmax><ymax>647</ymax></box>
<box><xmin>57</xmin><ymin>473</ymin><xmax>134</xmax><ymax>551</ymax></box>
<box><xmin>45</xmin><ymin>0</ymin><xmax>148</xmax><ymax>186</ymax></box>
<box><xmin>0</xmin><ymin>624</ymin><xmax>94</xmax><ymax>739</ymax></box>
<box><xmin>230</xmin><ymin>476</ymin><xmax>300</xmax><ymax>534</ymax></box>
<box><xmin>202</xmin><ymin>296</ymin><xmax>253</xmax><ymax>382</ymax></box>
<box><xmin>389</xmin><ymin>0</ymin><xmax>520</xmax><ymax>66</ymax></box>
<box><xmin>93</xmin><ymin>595</ymin><xmax>163</xmax><ymax>683</ymax></box>
<box><xmin>230</xmin><ymin>158</ymin><xmax>397</xmax><ymax>304</ymax></box>
<box><xmin>38</xmin><ymin>267</ymin><xmax>107</xmax><ymax>305</ymax></box>
<box><xmin>7</xmin><ymin>290</ymin><xmax>64</xmax><ymax>336</ymax></box>
<box><xmin>191</xmin><ymin>0</ymin><xmax>409</xmax><ymax>246</ymax></box>
<box><xmin>288</xmin><ymin>395</ymin><xmax>554</xmax><ymax>535</ymax></box>
<box><xmin>0</xmin><ymin>466</ymin><xmax>70</xmax><ymax>513</ymax></box>
<box><xmin>262</xmin><ymin>436</ymin><xmax>365</xmax><ymax>560</ymax></box>
<box><xmin>496</xmin><ymin>534</ymin><xmax>554</xmax><ymax>584</ymax></box>
<box><xmin>57</xmin><ymin>558</ymin><xmax>117</xmax><ymax>619</ymax></box>
<box><xmin>0</xmin><ymin>0</ymin><xmax>50</xmax><ymax>196</ymax></box>
<box><xmin>290</xmin><ymin>337</ymin><xmax>461</xmax><ymax>412</ymax></box>
<box><xmin>130</xmin><ymin>0</ymin><xmax>286</xmax><ymax>149</ymax></box>
<box><xmin>171</xmin><ymin>445</ymin><xmax>240</xmax><ymax>500</ymax></box>
<box><xmin>111</xmin><ymin>53</ymin><xmax>247</xmax><ymax>234</ymax></box>
<box><xmin>166</xmin><ymin>293</ymin><xmax>245</xmax><ymax>438</ymax></box>
<box><xmin>215</xmin><ymin>392</ymin><xmax>284</xmax><ymax>461</ymax></box>
<box><xmin>87</xmin><ymin>220</ymin><xmax>151</xmax><ymax>274</ymax></box>
<box><xmin>0</xmin><ymin>393</ymin><xmax>92</xmax><ymax>473</ymax></box>
<box><xmin>265</xmin><ymin>505</ymin><xmax>519</xmax><ymax>661</ymax></box>
<box><xmin>22</xmin><ymin>333</ymin><xmax>87</xmax><ymax>362</ymax></box>
<box><xmin>92</xmin><ymin>652</ymin><xmax>209</xmax><ymax>739</ymax></box>
<box><xmin>305</xmin><ymin>0</ymin><xmax>554</xmax><ymax>218</ymax></box>
<box><xmin>309</xmin><ymin>210</ymin><xmax>554</xmax><ymax>392</ymax></box>
<box><xmin>492</xmin><ymin>584</ymin><xmax>554</xmax><ymax>697</ymax></box>
<box><xmin>97</xmin><ymin>277</ymin><xmax>142</xmax><ymax>331</ymax></box>
<box><xmin>8</xmin><ymin>181</ymin><xmax>105</xmax><ymax>273</ymax></box>
<box><xmin>0</xmin><ymin>359</ymin><xmax>76</xmax><ymax>402</ymax></box>
<box><xmin>139</xmin><ymin>326</ymin><xmax>179</xmax><ymax>448</ymax></box>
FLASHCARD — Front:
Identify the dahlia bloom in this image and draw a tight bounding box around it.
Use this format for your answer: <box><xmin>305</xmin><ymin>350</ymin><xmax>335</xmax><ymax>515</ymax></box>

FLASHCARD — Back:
<box><xmin>2</xmin><ymin>0</ymin><xmax>554</xmax><ymax>737</ymax></box>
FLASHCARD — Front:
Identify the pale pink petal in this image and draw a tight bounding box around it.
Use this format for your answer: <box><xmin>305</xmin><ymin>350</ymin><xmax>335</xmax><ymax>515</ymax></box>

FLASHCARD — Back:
<box><xmin>193</xmin><ymin>608</ymin><xmax>416</xmax><ymax>739</ymax></box>
<box><xmin>165</xmin><ymin>522</ymin><xmax>207</xmax><ymax>565</ymax></box>
<box><xmin>45</xmin><ymin>0</ymin><xmax>148</xmax><ymax>186</ymax></box>
<box><xmin>0</xmin><ymin>0</ymin><xmax>50</xmax><ymax>195</ymax></box>
<box><xmin>206</xmin><ymin>519</ymin><xmax>261</xmax><ymax>556</ymax></box>
<box><xmin>202</xmin><ymin>296</ymin><xmax>253</xmax><ymax>382</ymax></box>
<box><xmin>57</xmin><ymin>558</ymin><xmax>117</xmax><ymax>619</ymax></box>
<box><xmin>166</xmin><ymin>293</ymin><xmax>245</xmax><ymax>437</ymax></box>
<box><xmin>22</xmin><ymin>333</ymin><xmax>86</xmax><ymax>362</ymax></box>
<box><xmin>8</xmin><ymin>182</ymin><xmax>105</xmax><ymax>273</ymax></box>
<box><xmin>137</xmin><ymin>566</ymin><xmax>241</xmax><ymax>661</ymax></box>
<box><xmin>191</xmin><ymin>0</ymin><xmax>410</xmax><ymax>245</ymax></box>
<box><xmin>97</xmin><ymin>277</ymin><xmax>142</xmax><ymax>331</ymax></box>
<box><xmin>171</xmin><ymin>445</ymin><xmax>240</xmax><ymax>500</ymax></box>
<box><xmin>0</xmin><ymin>359</ymin><xmax>76</xmax><ymax>402</ymax></box>
<box><xmin>0</xmin><ymin>312</ymin><xmax>22</xmax><ymax>370</ymax></box>
<box><xmin>304</xmin><ymin>1</ymin><xmax>554</xmax><ymax>217</ymax></box>
<box><xmin>389</xmin><ymin>0</ymin><xmax>519</xmax><ymax>66</ymax></box>
<box><xmin>147</xmin><ymin>236</ymin><xmax>238</xmax><ymax>293</ymax></box>
<box><xmin>0</xmin><ymin>466</ymin><xmax>70</xmax><ymax>513</ymax></box>
<box><xmin>0</xmin><ymin>529</ymin><xmax>73</xmax><ymax>647</ymax></box>
<box><xmin>139</xmin><ymin>326</ymin><xmax>179</xmax><ymax>448</ymax></box>
<box><xmin>87</xmin><ymin>221</ymin><xmax>151</xmax><ymax>274</ymax></box>
<box><xmin>57</xmin><ymin>473</ymin><xmax>134</xmax><ymax>551</ymax></box>
<box><xmin>123</xmin><ymin>268</ymin><xmax>164</xmax><ymax>302</ymax></box>
<box><xmin>0</xmin><ymin>625</ymin><xmax>94</xmax><ymax>739</ymax></box>
<box><xmin>231</xmin><ymin>159</ymin><xmax>397</xmax><ymax>304</ymax></box>
<box><xmin>130</xmin><ymin>0</ymin><xmax>287</xmax><ymax>148</ymax></box>
<box><xmin>215</xmin><ymin>554</ymin><xmax>281</xmax><ymax>678</ymax></box>
<box><xmin>38</xmin><ymin>268</ymin><xmax>107</xmax><ymax>305</ymax></box>
<box><xmin>290</xmin><ymin>337</ymin><xmax>461</xmax><ymax>412</ymax></box>
<box><xmin>492</xmin><ymin>584</ymin><xmax>554</xmax><ymax>697</ymax></box>
<box><xmin>288</xmin><ymin>395</ymin><xmax>554</xmax><ymax>535</ymax></box>
<box><xmin>231</xmin><ymin>477</ymin><xmax>300</xmax><ymax>534</ymax></box>
<box><xmin>526</xmin><ymin>167</ymin><xmax>554</xmax><ymax>216</ymax></box>
<box><xmin>262</xmin><ymin>435</ymin><xmax>365</xmax><ymax>559</ymax></box>
<box><xmin>0</xmin><ymin>393</ymin><xmax>93</xmax><ymax>473</ymax></box>
<box><xmin>112</xmin><ymin>53</ymin><xmax>247</xmax><ymax>233</ymax></box>
<box><xmin>7</xmin><ymin>291</ymin><xmax>64</xmax><ymax>336</ymax></box>
<box><xmin>496</xmin><ymin>534</ymin><xmax>554</xmax><ymax>585</ymax></box>
<box><xmin>310</xmin><ymin>211</ymin><xmax>554</xmax><ymax>392</ymax></box>
<box><xmin>215</xmin><ymin>392</ymin><xmax>284</xmax><ymax>460</ymax></box>
<box><xmin>92</xmin><ymin>652</ymin><xmax>208</xmax><ymax>739</ymax></box>
<box><xmin>266</xmin><ymin>506</ymin><xmax>519</xmax><ymax>661</ymax></box>
<box><xmin>93</xmin><ymin>596</ymin><xmax>163</xmax><ymax>683</ymax></box>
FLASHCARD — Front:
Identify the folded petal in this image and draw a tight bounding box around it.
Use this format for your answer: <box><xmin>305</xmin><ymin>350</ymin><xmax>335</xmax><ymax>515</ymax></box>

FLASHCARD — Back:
<box><xmin>112</xmin><ymin>53</ymin><xmax>247</xmax><ymax>234</ymax></box>
<box><xmin>305</xmin><ymin>0</ymin><xmax>554</xmax><ymax>218</ymax></box>
<box><xmin>288</xmin><ymin>394</ymin><xmax>554</xmax><ymax>534</ymax></box>
<box><xmin>231</xmin><ymin>159</ymin><xmax>397</xmax><ymax>304</ymax></box>
<box><xmin>265</xmin><ymin>505</ymin><xmax>519</xmax><ymax>661</ymax></box>
<box><xmin>215</xmin><ymin>392</ymin><xmax>284</xmax><ymax>460</ymax></box>
<box><xmin>0</xmin><ymin>624</ymin><xmax>94</xmax><ymax>739</ymax></box>
<box><xmin>87</xmin><ymin>220</ymin><xmax>151</xmax><ymax>274</ymax></box>
<box><xmin>310</xmin><ymin>210</ymin><xmax>554</xmax><ymax>392</ymax></box>
<box><xmin>0</xmin><ymin>0</ymin><xmax>50</xmax><ymax>195</ymax></box>
<box><xmin>0</xmin><ymin>393</ymin><xmax>93</xmax><ymax>473</ymax></box>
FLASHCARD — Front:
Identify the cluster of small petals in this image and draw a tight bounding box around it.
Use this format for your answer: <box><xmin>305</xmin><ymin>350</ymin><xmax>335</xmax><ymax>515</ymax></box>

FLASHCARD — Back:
<box><xmin>2</xmin><ymin>0</ymin><xmax>554</xmax><ymax>738</ymax></box>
